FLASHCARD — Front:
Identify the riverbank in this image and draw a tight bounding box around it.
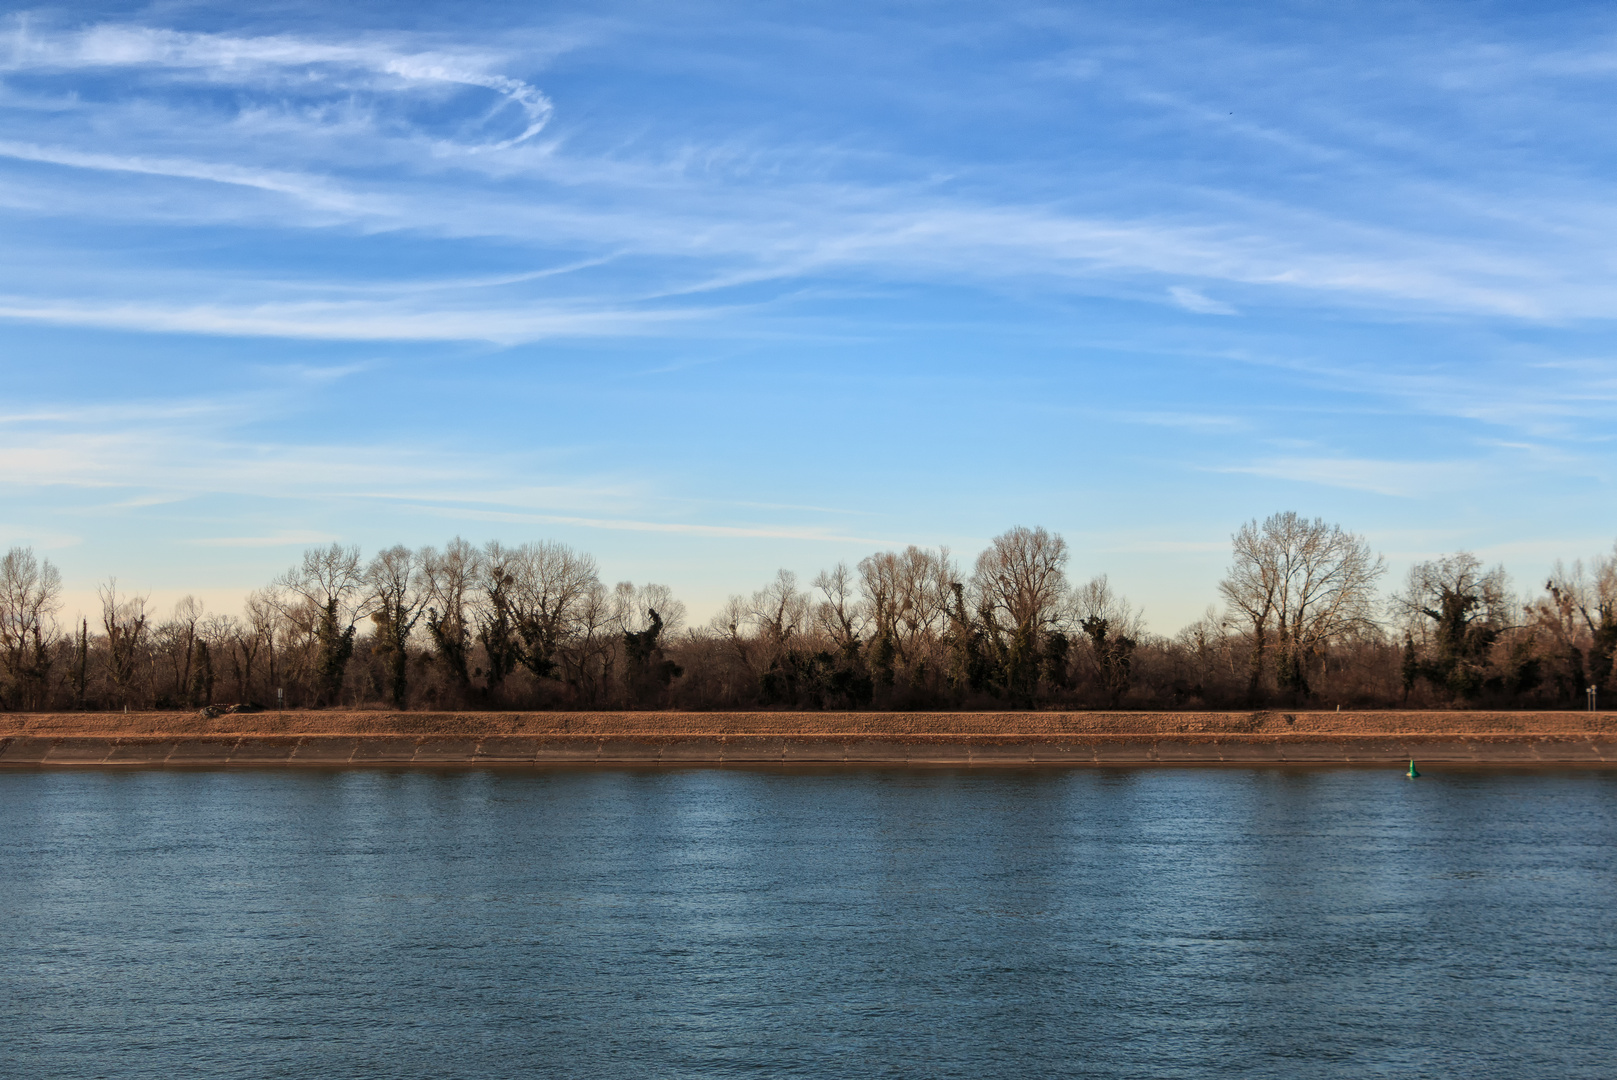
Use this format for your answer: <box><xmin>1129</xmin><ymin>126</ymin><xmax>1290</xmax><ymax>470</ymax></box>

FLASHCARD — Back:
<box><xmin>1</xmin><ymin>711</ymin><xmax>1612</xmax><ymax>766</ymax></box>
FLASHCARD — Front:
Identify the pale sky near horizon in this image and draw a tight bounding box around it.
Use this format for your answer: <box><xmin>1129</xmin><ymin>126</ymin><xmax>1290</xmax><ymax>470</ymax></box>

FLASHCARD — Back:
<box><xmin>4</xmin><ymin>1</ymin><xmax>1617</xmax><ymax>633</ymax></box>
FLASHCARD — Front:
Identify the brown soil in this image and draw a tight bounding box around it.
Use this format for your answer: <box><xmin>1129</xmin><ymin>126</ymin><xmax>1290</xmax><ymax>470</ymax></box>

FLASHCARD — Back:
<box><xmin>5</xmin><ymin>709</ymin><xmax>1613</xmax><ymax>739</ymax></box>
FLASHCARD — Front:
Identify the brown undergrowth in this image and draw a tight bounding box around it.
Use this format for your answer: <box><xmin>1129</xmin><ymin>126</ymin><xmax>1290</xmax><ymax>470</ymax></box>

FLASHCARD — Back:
<box><xmin>3</xmin><ymin>710</ymin><xmax>1613</xmax><ymax>738</ymax></box>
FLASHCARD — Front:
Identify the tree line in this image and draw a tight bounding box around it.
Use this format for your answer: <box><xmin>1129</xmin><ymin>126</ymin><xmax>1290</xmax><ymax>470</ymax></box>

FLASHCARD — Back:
<box><xmin>2</xmin><ymin>512</ymin><xmax>1614</xmax><ymax>712</ymax></box>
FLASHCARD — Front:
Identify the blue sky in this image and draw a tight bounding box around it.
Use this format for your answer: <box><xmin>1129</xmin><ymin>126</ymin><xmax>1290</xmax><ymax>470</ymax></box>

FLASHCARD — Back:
<box><xmin>4</xmin><ymin>0</ymin><xmax>1617</xmax><ymax>631</ymax></box>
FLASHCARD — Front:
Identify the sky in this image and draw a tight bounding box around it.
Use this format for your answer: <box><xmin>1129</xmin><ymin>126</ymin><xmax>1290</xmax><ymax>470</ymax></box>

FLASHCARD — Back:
<box><xmin>4</xmin><ymin>0</ymin><xmax>1617</xmax><ymax>634</ymax></box>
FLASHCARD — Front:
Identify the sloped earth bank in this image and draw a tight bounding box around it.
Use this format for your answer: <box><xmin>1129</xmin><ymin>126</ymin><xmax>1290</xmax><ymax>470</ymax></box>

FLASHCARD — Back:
<box><xmin>0</xmin><ymin>711</ymin><xmax>1614</xmax><ymax>766</ymax></box>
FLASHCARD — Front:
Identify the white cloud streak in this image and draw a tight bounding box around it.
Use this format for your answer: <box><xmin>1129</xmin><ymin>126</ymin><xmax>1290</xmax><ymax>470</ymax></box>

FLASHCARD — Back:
<box><xmin>415</xmin><ymin>505</ymin><xmax>891</xmax><ymax>545</ymax></box>
<box><xmin>2</xmin><ymin>24</ymin><xmax>555</xmax><ymax>149</ymax></box>
<box><xmin>0</xmin><ymin>388</ymin><xmax>877</xmax><ymax>546</ymax></box>
<box><xmin>0</xmin><ymin>139</ymin><xmax>360</xmax><ymax>208</ymax></box>
<box><xmin>1168</xmin><ymin>285</ymin><xmax>1237</xmax><ymax>315</ymax></box>
<box><xmin>1214</xmin><ymin>457</ymin><xmax>1479</xmax><ymax>498</ymax></box>
<box><xmin>186</xmin><ymin>530</ymin><xmax>339</xmax><ymax>547</ymax></box>
<box><xmin>0</xmin><ymin>297</ymin><xmax>708</xmax><ymax>343</ymax></box>
<box><xmin>1</xmin><ymin>18</ymin><xmax>1615</xmax><ymax>342</ymax></box>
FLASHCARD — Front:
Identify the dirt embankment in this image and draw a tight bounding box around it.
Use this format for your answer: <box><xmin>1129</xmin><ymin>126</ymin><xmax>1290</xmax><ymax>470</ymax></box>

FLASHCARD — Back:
<box><xmin>4</xmin><ymin>709</ymin><xmax>1613</xmax><ymax>739</ymax></box>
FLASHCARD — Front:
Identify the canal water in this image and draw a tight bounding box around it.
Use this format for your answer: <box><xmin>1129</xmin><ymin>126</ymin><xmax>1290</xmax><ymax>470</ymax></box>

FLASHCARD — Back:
<box><xmin>2</xmin><ymin>766</ymin><xmax>1613</xmax><ymax>1078</ymax></box>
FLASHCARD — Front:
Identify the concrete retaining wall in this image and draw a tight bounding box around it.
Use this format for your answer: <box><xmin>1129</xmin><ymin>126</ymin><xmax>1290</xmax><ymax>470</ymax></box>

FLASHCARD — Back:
<box><xmin>2</xmin><ymin>733</ymin><xmax>1612</xmax><ymax>767</ymax></box>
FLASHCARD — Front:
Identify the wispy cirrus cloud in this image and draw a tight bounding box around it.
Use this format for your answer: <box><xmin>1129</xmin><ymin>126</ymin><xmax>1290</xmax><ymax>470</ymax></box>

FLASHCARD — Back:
<box><xmin>0</xmin><ymin>385</ymin><xmax>876</xmax><ymax>548</ymax></box>
<box><xmin>1213</xmin><ymin>457</ymin><xmax>1479</xmax><ymax>498</ymax></box>
<box><xmin>1</xmin><ymin>23</ymin><xmax>558</xmax><ymax>150</ymax></box>
<box><xmin>2</xmin><ymin>15</ymin><xmax>1616</xmax><ymax>340</ymax></box>
<box><xmin>411</xmin><ymin>505</ymin><xmax>891</xmax><ymax>545</ymax></box>
<box><xmin>0</xmin><ymin>295</ymin><xmax>711</xmax><ymax>343</ymax></box>
<box><xmin>1168</xmin><ymin>285</ymin><xmax>1237</xmax><ymax>316</ymax></box>
<box><xmin>0</xmin><ymin>190</ymin><xmax>1592</xmax><ymax>344</ymax></box>
<box><xmin>186</xmin><ymin>530</ymin><xmax>339</xmax><ymax>547</ymax></box>
<box><xmin>8</xmin><ymin>6</ymin><xmax>1617</xmax><ymax>632</ymax></box>
<box><xmin>0</xmin><ymin>139</ymin><xmax>361</xmax><ymax>209</ymax></box>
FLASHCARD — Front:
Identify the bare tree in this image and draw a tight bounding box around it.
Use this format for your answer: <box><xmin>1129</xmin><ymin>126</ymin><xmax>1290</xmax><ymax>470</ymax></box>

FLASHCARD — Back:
<box><xmin>859</xmin><ymin>545</ymin><xmax>956</xmax><ymax>689</ymax></box>
<box><xmin>635</xmin><ymin>583</ymin><xmax>686</xmax><ymax>636</ymax></box>
<box><xmin>1532</xmin><ymin>564</ymin><xmax>1591</xmax><ymax>701</ymax></box>
<box><xmin>972</xmin><ymin>526</ymin><xmax>1070</xmax><ymax>635</ymax></box>
<box><xmin>193</xmin><ymin>613</ymin><xmax>234</xmax><ymax>707</ymax></box>
<box><xmin>562</xmin><ymin>578</ymin><xmax>619</xmax><ymax>704</ymax></box>
<box><xmin>506</xmin><ymin>541</ymin><xmax>600</xmax><ymax>682</ymax></box>
<box><xmin>613</xmin><ymin>582</ymin><xmax>687</xmax><ymax>638</ymax></box>
<box><xmin>99</xmin><ymin>579</ymin><xmax>149</xmax><ymax>709</ymax></box>
<box><xmin>278</xmin><ymin>544</ymin><xmax>366</xmax><ymax>706</ymax></box>
<box><xmin>417</xmin><ymin>538</ymin><xmax>480</xmax><ymax>693</ymax></box>
<box><xmin>1071</xmin><ymin>574</ymin><xmax>1143</xmax><ymax>704</ymax></box>
<box><xmin>1393</xmin><ymin>554</ymin><xmax>1511</xmax><ymax>640</ymax></box>
<box><xmin>365</xmin><ymin>545</ymin><xmax>422</xmax><ymax>707</ymax></box>
<box><xmin>239</xmin><ymin>588</ymin><xmax>281</xmax><ymax>704</ymax></box>
<box><xmin>69</xmin><ymin>617</ymin><xmax>89</xmax><ymax>708</ymax></box>
<box><xmin>1220</xmin><ymin>521</ymin><xmax>1279</xmax><ymax>701</ymax></box>
<box><xmin>476</xmin><ymin>542</ymin><xmax>527</xmax><ymax>697</ymax></box>
<box><xmin>812</xmin><ymin>562</ymin><xmax>866</xmax><ymax>653</ymax></box>
<box><xmin>1070</xmin><ymin>575</ymin><xmax>1144</xmax><ymax>638</ymax></box>
<box><xmin>616</xmin><ymin>581</ymin><xmax>686</xmax><ymax>704</ymax></box>
<box><xmin>747</xmin><ymin>570</ymin><xmax>818</xmax><ymax>705</ymax></box>
<box><xmin>709</xmin><ymin>594</ymin><xmax>757</xmax><ymax>675</ymax></box>
<box><xmin>1392</xmin><ymin>552</ymin><xmax>1511</xmax><ymax>700</ymax></box>
<box><xmin>153</xmin><ymin>596</ymin><xmax>204</xmax><ymax>707</ymax></box>
<box><xmin>1171</xmin><ymin>606</ymin><xmax>1241</xmax><ymax>701</ymax></box>
<box><xmin>1220</xmin><ymin>512</ymin><xmax>1384</xmax><ymax>700</ymax></box>
<box><xmin>1542</xmin><ymin>546</ymin><xmax>1617</xmax><ymax>691</ymax></box>
<box><xmin>0</xmin><ymin>547</ymin><xmax>62</xmax><ymax>710</ymax></box>
<box><xmin>742</xmin><ymin>569</ymin><xmax>807</xmax><ymax>645</ymax></box>
<box><xmin>971</xmin><ymin>526</ymin><xmax>1070</xmax><ymax>700</ymax></box>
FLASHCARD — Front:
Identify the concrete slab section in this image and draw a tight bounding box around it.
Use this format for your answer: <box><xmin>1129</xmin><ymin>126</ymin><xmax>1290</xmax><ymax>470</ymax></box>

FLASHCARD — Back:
<box><xmin>898</xmin><ymin>740</ymin><xmax>974</xmax><ymax>765</ymax></box>
<box><xmin>289</xmin><ymin>738</ymin><xmax>360</xmax><ymax>765</ymax></box>
<box><xmin>966</xmin><ymin>742</ymin><xmax>1037</xmax><ymax>765</ymax></box>
<box><xmin>1091</xmin><ymin>740</ymin><xmax>1157</xmax><ymax>765</ymax></box>
<box><xmin>1517</xmin><ymin>739</ymin><xmax>1594</xmax><ymax>763</ymax></box>
<box><xmin>472</xmin><ymin>737</ymin><xmax>545</xmax><ymax>763</ymax></box>
<box><xmin>838</xmin><ymin>739</ymin><xmax>911</xmax><ymax>763</ymax></box>
<box><xmin>0</xmin><ymin>737</ymin><xmax>55</xmax><ymax>764</ymax></box>
<box><xmin>1533</xmin><ymin>739</ymin><xmax>1603</xmax><ymax>762</ymax></box>
<box><xmin>41</xmin><ymin>738</ymin><xmax>117</xmax><ymax>764</ymax></box>
<box><xmin>593</xmin><ymin>738</ymin><xmax>664</xmax><ymax>764</ymax></box>
<box><xmin>103</xmin><ymin>740</ymin><xmax>179</xmax><ymax>764</ymax></box>
<box><xmin>1403</xmin><ymin>740</ymin><xmax>1487</xmax><ymax>763</ymax></box>
<box><xmin>1447</xmin><ymin>740</ymin><xmax>1541</xmax><ymax>764</ymax></box>
<box><xmin>717</xmin><ymin>736</ymin><xmax>787</xmax><ymax>763</ymax></box>
<box><xmin>658</xmin><ymin>738</ymin><xmax>727</xmax><ymax>762</ymax></box>
<box><xmin>225</xmin><ymin>739</ymin><xmax>301</xmax><ymax>765</ymax></box>
<box><xmin>1153</xmin><ymin>740</ymin><xmax>1220</xmax><ymax>763</ymax></box>
<box><xmin>527</xmin><ymin>737</ymin><xmax>601</xmax><ymax>763</ymax></box>
<box><xmin>1211</xmin><ymin>740</ymin><xmax>1289</xmax><ymax>764</ymax></box>
<box><xmin>1412</xmin><ymin>739</ymin><xmax>1482</xmax><ymax>764</ymax></box>
<box><xmin>412</xmin><ymin>737</ymin><xmax>483</xmax><ymax>763</ymax></box>
<box><xmin>1026</xmin><ymin>742</ymin><xmax>1097</xmax><ymax>764</ymax></box>
<box><xmin>348</xmin><ymin>737</ymin><xmax>423</xmax><ymax>764</ymax></box>
<box><xmin>164</xmin><ymin>738</ymin><xmax>242</xmax><ymax>764</ymax></box>
<box><xmin>1277</xmin><ymin>741</ymin><xmax>1352</xmax><ymax>763</ymax></box>
<box><xmin>781</xmin><ymin>739</ymin><xmax>848</xmax><ymax>763</ymax></box>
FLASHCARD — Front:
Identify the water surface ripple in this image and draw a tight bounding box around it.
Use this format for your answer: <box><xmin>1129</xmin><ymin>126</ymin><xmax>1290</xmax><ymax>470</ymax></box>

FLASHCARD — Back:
<box><xmin>2</xmin><ymin>767</ymin><xmax>1614</xmax><ymax>1078</ymax></box>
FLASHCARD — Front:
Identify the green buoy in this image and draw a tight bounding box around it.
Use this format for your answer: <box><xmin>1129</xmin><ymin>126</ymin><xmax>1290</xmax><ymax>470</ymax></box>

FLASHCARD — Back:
<box><xmin>1407</xmin><ymin>759</ymin><xmax>1420</xmax><ymax>779</ymax></box>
